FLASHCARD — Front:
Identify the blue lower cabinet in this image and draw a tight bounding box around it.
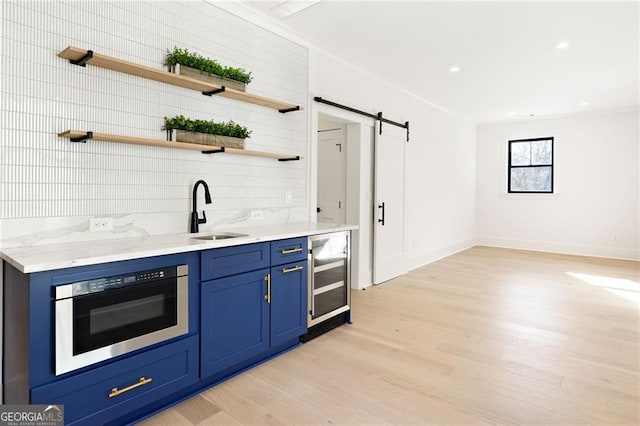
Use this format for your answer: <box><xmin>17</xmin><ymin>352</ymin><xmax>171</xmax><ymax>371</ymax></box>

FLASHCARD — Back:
<box><xmin>200</xmin><ymin>269</ymin><xmax>270</xmax><ymax>378</ymax></box>
<box><xmin>271</xmin><ymin>261</ymin><xmax>308</xmax><ymax>347</ymax></box>
<box><xmin>200</xmin><ymin>261</ymin><xmax>308</xmax><ymax>379</ymax></box>
<box><xmin>30</xmin><ymin>336</ymin><xmax>198</xmax><ymax>426</ymax></box>
<box><xmin>18</xmin><ymin>239</ymin><xmax>313</xmax><ymax>424</ymax></box>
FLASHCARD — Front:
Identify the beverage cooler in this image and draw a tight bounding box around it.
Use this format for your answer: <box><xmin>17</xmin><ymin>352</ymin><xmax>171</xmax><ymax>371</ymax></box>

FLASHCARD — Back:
<box><xmin>300</xmin><ymin>231</ymin><xmax>351</xmax><ymax>342</ymax></box>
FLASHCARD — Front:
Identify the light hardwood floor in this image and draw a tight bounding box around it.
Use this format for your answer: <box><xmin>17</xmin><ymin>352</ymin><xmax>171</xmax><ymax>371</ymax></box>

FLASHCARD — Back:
<box><xmin>140</xmin><ymin>246</ymin><xmax>639</xmax><ymax>425</ymax></box>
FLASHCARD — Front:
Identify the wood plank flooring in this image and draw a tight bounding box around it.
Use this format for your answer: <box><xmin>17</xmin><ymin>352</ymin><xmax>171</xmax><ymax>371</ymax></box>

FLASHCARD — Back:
<box><xmin>140</xmin><ymin>246</ymin><xmax>639</xmax><ymax>425</ymax></box>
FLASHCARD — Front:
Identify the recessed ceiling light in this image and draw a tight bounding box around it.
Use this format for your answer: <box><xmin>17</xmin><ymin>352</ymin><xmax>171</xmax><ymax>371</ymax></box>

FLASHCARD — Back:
<box><xmin>580</xmin><ymin>101</ymin><xmax>589</xmax><ymax>107</ymax></box>
<box><xmin>508</xmin><ymin>111</ymin><xmax>515</xmax><ymax>116</ymax></box>
<box><xmin>449</xmin><ymin>66</ymin><xmax>460</xmax><ymax>73</ymax></box>
<box><xmin>556</xmin><ymin>41</ymin><xmax>570</xmax><ymax>50</ymax></box>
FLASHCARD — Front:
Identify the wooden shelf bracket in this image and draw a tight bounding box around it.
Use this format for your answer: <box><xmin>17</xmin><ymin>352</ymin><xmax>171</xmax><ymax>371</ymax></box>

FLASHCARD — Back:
<box><xmin>70</xmin><ymin>50</ymin><xmax>93</xmax><ymax>67</ymax></box>
<box><xmin>201</xmin><ymin>147</ymin><xmax>226</xmax><ymax>154</ymax></box>
<box><xmin>279</xmin><ymin>106</ymin><xmax>301</xmax><ymax>114</ymax></box>
<box><xmin>70</xmin><ymin>131</ymin><xmax>93</xmax><ymax>143</ymax></box>
<box><xmin>202</xmin><ymin>87</ymin><xmax>226</xmax><ymax>97</ymax></box>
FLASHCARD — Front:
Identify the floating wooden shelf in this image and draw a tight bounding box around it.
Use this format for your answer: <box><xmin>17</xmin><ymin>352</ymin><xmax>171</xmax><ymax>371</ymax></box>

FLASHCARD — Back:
<box><xmin>58</xmin><ymin>130</ymin><xmax>301</xmax><ymax>161</ymax></box>
<box><xmin>58</xmin><ymin>46</ymin><xmax>302</xmax><ymax>113</ymax></box>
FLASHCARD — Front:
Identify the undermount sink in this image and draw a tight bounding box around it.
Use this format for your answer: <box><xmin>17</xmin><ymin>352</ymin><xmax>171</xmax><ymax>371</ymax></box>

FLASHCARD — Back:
<box><xmin>190</xmin><ymin>231</ymin><xmax>249</xmax><ymax>241</ymax></box>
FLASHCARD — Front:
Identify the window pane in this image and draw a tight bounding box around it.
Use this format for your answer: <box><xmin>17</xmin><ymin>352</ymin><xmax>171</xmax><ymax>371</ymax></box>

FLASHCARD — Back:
<box><xmin>510</xmin><ymin>166</ymin><xmax>552</xmax><ymax>192</ymax></box>
<box><xmin>531</xmin><ymin>139</ymin><xmax>552</xmax><ymax>165</ymax></box>
<box><xmin>510</xmin><ymin>142</ymin><xmax>530</xmax><ymax>166</ymax></box>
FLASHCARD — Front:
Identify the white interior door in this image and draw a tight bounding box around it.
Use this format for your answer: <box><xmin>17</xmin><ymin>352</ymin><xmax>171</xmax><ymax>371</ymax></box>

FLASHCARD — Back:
<box><xmin>373</xmin><ymin>123</ymin><xmax>407</xmax><ymax>284</ymax></box>
<box><xmin>317</xmin><ymin>129</ymin><xmax>346</xmax><ymax>224</ymax></box>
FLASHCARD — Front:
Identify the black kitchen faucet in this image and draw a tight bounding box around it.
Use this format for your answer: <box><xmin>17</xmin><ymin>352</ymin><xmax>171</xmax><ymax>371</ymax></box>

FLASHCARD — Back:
<box><xmin>191</xmin><ymin>180</ymin><xmax>212</xmax><ymax>233</ymax></box>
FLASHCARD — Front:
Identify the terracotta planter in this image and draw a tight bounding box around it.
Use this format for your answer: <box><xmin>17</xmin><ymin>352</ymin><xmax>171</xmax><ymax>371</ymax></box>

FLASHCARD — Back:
<box><xmin>171</xmin><ymin>64</ymin><xmax>246</xmax><ymax>92</ymax></box>
<box><xmin>170</xmin><ymin>129</ymin><xmax>245</xmax><ymax>149</ymax></box>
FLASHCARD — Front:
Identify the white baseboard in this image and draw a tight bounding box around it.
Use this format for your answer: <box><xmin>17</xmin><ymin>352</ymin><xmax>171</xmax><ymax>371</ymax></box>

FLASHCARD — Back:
<box><xmin>408</xmin><ymin>238</ymin><xmax>477</xmax><ymax>271</ymax></box>
<box><xmin>352</xmin><ymin>268</ymin><xmax>373</xmax><ymax>291</ymax></box>
<box><xmin>477</xmin><ymin>237</ymin><xmax>640</xmax><ymax>261</ymax></box>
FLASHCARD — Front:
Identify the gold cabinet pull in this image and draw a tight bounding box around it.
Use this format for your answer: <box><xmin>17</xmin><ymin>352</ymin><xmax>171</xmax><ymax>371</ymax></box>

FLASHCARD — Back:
<box><xmin>264</xmin><ymin>274</ymin><xmax>271</xmax><ymax>304</ymax></box>
<box><xmin>282</xmin><ymin>265</ymin><xmax>304</xmax><ymax>274</ymax></box>
<box><xmin>281</xmin><ymin>247</ymin><xmax>302</xmax><ymax>255</ymax></box>
<box><xmin>108</xmin><ymin>377</ymin><xmax>152</xmax><ymax>398</ymax></box>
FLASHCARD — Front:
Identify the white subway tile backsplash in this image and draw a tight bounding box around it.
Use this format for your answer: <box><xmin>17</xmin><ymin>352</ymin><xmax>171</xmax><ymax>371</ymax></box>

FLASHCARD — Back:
<box><xmin>0</xmin><ymin>0</ymin><xmax>308</xmax><ymax>246</ymax></box>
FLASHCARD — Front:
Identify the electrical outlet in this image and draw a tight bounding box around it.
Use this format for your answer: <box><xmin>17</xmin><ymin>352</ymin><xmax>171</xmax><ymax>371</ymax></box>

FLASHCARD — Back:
<box><xmin>90</xmin><ymin>217</ymin><xmax>114</xmax><ymax>232</ymax></box>
<box><xmin>250</xmin><ymin>210</ymin><xmax>264</xmax><ymax>221</ymax></box>
<box><xmin>285</xmin><ymin>190</ymin><xmax>293</xmax><ymax>205</ymax></box>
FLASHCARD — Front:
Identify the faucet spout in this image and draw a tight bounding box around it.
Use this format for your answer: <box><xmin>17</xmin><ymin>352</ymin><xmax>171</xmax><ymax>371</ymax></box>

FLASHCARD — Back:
<box><xmin>190</xmin><ymin>180</ymin><xmax>212</xmax><ymax>233</ymax></box>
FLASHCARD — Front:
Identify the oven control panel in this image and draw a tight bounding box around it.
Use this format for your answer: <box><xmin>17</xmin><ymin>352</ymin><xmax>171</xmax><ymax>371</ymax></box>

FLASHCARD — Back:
<box><xmin>55</xmin><ymin>264</ymin><xmax>188</xmax><ymax>299</ymax></box>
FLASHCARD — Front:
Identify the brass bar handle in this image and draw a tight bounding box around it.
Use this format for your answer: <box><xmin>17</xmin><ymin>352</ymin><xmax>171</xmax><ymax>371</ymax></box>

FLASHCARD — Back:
<box><xmin>264</xmin><ymin>274</ymin><xmax>271</xmax><ymax>304</ymax></box>
<box><xmin>282</xmin><ymin>265</ymin><xmax>304</xmax><ymax>274</ymax></box>
<box><xmin>281</xmin><ymin>247</ymin><xmax>303</xmax><ymax>255</ymax></box>
<box><xmin>108</xmin><ymin>377</ymin><xmax>152</xmax><ymax>398</ymax></box>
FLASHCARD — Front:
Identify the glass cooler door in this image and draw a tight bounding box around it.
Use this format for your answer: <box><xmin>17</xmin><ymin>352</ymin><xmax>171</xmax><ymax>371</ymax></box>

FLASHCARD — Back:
<box><xmin>309</xmin><ymin>231</ymin><xmax>350</xmax><ymax>326</ymax></box>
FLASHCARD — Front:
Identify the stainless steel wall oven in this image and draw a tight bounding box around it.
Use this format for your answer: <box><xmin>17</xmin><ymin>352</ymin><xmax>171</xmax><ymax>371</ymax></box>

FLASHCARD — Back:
<box><xmin>54</xmin><ymin>264</ymin><xmax>189</xmax><ymax>375</ymax></box>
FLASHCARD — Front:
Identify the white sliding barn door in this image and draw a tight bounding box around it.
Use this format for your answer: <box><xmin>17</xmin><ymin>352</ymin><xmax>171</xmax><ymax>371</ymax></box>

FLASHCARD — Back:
<box><xmin>373</xmin><ymin>123</ymin><xmax>407</xmax><ymax>284</ymax></box>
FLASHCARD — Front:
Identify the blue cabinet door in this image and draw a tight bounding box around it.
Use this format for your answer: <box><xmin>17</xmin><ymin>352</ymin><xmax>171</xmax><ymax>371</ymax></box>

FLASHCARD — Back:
<box><xmin>201</xmin><ymin>269</ymin><xmax>270</xmax><ymax>378</ymax></box>
<box><xmin>270</xmin><ymin>260</ymin><xmax>308</xmax><ymax>347</ymax></box>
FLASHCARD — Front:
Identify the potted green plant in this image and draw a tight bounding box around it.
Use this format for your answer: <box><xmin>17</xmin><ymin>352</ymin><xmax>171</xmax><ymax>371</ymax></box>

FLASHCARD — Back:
<box><xmin>165</xmin><ymin>47</ymin><xmax>253</xmax><ymax>92</ymax></box>
<box><xmin>163</xmin><ymin>115</ymin><xmax>252</xmax><ymax>149</ymax></box>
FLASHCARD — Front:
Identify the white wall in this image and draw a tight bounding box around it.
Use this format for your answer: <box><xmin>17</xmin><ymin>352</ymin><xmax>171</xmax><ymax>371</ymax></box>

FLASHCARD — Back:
<box><xmin>477</xmin><ymin>109</ymin><xmax>639</xmax><ymax>260</ymax></box>
<box><xmin>309</xmin><ymin>49</ymin><xmax>477</xmax><ymax>274</ymax></box>
<box><xmin>0</xmin><ymin>1</ymin><xmax>308</xmax><ymax>249</ymax></box>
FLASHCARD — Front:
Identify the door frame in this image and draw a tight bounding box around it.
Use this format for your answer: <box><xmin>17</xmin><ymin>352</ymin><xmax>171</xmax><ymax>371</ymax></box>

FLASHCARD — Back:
<box><xmin>317</xmin><ymin>126</ymin><xmax>347</xmax><ymax>224</ymax></box>
<box><xmin>310</xmin><ymin>103</ymin><xmax>375</xmax><ymax>290</ymax></box>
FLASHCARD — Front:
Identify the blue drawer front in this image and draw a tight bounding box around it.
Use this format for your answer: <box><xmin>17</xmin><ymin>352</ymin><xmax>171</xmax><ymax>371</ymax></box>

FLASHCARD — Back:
<box><xmin>31</xmin><ymin>336</ymin><xmax>198</xmax><ymax>426</ymax></box>
<box><xmin>271</xmin><ymin>237</ymin><xmax>307</xmax><ymax>266</ymax></box>
<box><xmin>201</xmin><ymin>242</ymin><xmax>270</xmax><ymax>281</ymax></box>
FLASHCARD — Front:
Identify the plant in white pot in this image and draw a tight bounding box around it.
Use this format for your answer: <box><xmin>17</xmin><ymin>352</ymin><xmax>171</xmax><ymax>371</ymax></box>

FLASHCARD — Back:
<box><xmin>165</xmin><ymin>47</ymin><xmax>252</xmax><ymax>92</ymax></box>
<box><xmin>163</xmin><ymin>115</ymin><xmax>252</xmax><ymax>149</ymax></box>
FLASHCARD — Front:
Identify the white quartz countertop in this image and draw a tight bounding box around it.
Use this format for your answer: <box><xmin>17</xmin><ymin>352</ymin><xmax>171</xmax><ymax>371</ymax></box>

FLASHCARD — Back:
<box><xmin>0</xmin><ymin>222</ymin><xmax>357</xmax><ymax>273</ymax></box>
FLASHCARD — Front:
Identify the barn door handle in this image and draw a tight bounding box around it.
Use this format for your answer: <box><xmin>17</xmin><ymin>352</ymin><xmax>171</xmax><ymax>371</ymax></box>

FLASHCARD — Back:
<box><xmin>378</xmin><ymin>202</ymin><xmax>385</xmax><ymax>226</ymax></box>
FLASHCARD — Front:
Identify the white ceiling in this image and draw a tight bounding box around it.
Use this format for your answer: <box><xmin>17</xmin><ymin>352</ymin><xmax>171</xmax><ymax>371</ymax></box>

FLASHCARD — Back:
<box><xmin>245</xmin><ymin>1</ymin><xmax>639</xmax><ymax>123</ymax></box>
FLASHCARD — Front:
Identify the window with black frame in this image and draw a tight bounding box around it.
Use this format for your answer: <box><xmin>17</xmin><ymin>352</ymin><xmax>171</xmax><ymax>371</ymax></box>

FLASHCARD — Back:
<box><xmin>508</xmin><ymin>137</ymin><xmax>554</xmax><ymax>193</ymax></box>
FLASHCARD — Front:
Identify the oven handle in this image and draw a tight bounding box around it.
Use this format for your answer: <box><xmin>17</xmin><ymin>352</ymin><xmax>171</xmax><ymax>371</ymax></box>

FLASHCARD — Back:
<box><xmin>108</xmin><ymin>376</ymin><xmax>153</xmax><ymax>398</ymax></box>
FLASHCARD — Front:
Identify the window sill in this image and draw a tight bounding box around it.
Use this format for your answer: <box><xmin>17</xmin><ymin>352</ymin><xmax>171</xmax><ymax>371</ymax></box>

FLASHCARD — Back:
<box><xmin>500</xmin><ymin>192</ymin><xmax>558</xmax><ymax>200</ymax></box>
